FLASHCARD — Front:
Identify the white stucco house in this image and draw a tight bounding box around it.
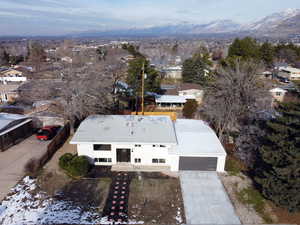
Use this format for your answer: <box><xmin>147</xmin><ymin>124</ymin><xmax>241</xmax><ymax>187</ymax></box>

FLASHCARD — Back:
<box><xmin>269</xmin><ymin>87</ymin><xmax>288</xmax><ymax>103</ymax></box>
<box><xmin>71</xmin><ymin>115</ymin><xmax>226</xmax><ymax>172</ymax></box>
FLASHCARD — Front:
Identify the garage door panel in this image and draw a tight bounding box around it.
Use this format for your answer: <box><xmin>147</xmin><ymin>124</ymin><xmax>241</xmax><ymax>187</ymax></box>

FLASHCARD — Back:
<box><xmin>179</xmin><ymin>157</ymin><xmax>217</xmax><ymax>171</ymax></box>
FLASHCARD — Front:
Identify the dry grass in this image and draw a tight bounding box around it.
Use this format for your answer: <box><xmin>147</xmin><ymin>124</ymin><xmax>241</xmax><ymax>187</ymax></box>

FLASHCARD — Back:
<box><xmin>270</xmin><ymin>202</ymin><xmax>300</xmax><ymax>224</ymax></box>
<box><xmin>128</xmin><ymin>178</ymin><xmax>185</xmax><ymax>224</ymax></box>
<box><xmin>220</xmin><ymin>173</ymin><xmax>267</xmax><ymax>224</ymax></box>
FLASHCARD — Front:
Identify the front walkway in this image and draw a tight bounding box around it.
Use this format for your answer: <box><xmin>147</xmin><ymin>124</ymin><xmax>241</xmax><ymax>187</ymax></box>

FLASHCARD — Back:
<box><xmin>180</xmin><ymin>171</ymin><xmax>241</xmax><ymax>224</ymax></box>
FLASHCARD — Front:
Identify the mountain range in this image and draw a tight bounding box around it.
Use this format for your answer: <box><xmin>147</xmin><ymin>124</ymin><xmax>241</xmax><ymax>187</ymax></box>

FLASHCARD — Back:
<box><xmin>73</xmin><ymin>9</ymin><xmax>300</xmax><ymax>38</ymax></box>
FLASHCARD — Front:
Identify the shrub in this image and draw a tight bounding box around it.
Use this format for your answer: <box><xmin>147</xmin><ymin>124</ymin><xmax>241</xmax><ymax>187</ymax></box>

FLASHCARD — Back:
<box><xmin>24</xmin><ymin>158</ymin><xmax>40</xmax><ymax>177</ymax></box>
<box><xmin>59</xmin><ymin>153</ymin><xmax>74</xmax><ymax>170</ymax></box>
<box><xmin>59</xmin><ymin>153</ymin><xmax>90</xmax><ymax>177</ymax></box>
<box><xmin>69</xmin><ymin>156</ymin><xmax>90</xmax><ymax>177</ymax></box>
<box><xmin>182</xmin><ymin>99</ymin><xmax>198</xmax><ymax>118</ymax></box>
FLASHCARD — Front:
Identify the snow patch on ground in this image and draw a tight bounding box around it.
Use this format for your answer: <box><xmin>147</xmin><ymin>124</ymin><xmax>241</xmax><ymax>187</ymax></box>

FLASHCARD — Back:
<box><xmin>0</xmin><ymin>177</ymin><xmax>143</xmax><ymax>225</ymax></box>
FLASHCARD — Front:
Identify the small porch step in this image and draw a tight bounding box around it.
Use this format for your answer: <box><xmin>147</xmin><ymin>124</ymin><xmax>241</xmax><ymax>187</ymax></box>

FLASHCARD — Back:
<box><xmin>111</xmin><ymin>163</ymin><xmax>171</xmax><ymax>172</ymax></box>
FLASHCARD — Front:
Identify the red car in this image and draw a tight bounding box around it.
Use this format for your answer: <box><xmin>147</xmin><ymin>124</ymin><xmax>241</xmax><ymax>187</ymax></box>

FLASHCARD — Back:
<box><xmin>36</xmin><ymin>126</ymin><xmax>61</xmax><ymax>141</ymax></box>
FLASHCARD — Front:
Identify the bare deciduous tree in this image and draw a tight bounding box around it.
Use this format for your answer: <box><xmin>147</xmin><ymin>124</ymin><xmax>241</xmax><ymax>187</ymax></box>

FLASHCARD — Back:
<box><xmin>202</xmin><ymin>59</ymin><xmax>272</xmax><ymax>142</ymax></box>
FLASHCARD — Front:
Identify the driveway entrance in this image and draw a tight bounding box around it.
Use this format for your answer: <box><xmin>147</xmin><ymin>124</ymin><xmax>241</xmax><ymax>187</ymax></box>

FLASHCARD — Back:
<box><xmin>180</xmin><ymin>171</ymin><xmax>241</xmax><ymax>224</ymax></box>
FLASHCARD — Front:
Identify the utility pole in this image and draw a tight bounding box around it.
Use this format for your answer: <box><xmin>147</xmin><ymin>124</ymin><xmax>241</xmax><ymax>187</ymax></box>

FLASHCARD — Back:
<box><xmin>141</xmin><ymin>62</ymin><xmax>145</xmax><ymax>115</ymax></box>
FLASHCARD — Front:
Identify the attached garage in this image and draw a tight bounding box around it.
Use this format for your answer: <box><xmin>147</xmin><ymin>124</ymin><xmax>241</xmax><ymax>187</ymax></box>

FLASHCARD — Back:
<box><xmin>171</xmin><ymin>119</ymin><xmax>227</xmax><ymax>172</ymax></box>
<box><xmin>179</xmin><ymin>157</ymin><xmax>217</xmax><ymax>171</ymax></box>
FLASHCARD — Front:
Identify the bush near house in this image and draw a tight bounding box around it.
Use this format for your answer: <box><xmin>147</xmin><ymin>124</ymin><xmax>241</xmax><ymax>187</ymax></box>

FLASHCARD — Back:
<box><xmin>59</xmin><ymin>153</ymin><xmax>90</xmax><ymax>177</ymax></box>
<box><xmin>182</xmin><ymin>99</ymin><xmax>198</xmax><ymax>118</ymax></box>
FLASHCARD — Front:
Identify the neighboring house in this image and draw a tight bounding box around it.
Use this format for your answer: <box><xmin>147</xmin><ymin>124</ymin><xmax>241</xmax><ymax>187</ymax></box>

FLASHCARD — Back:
<box><xmin>161</xmin><ymin>83</ymin><xmax>204</xmax><ymax>105</ymax></box>
<box><xmin>178</xmin><ymin>89</ymin><xmax>204</xmax><ymax>104</ymax></box>
<box><xmin>269</xmin><ymin>87</ymin><xmax>287</xmax><ymax>102</ymax></box>
<box><xmin>70</xmin><ymin>115</ymin><xmax>226</xmax><ymax>172</ymax></box>
<box><xmin>0</xmin><ymin>84</ymin><xmax>20</xmax><ymax>103</ymax></box>
<box><xmin>278</xmin><ymin>66</ymin><xmax>300</xmax><ymax>80</ymax></box>
<box><xmin>0</xmin><ymin>113</ymin><xmax>33</xmax><ymax>152</ymax></box>
<box><xmin>61</xmin><ymin>56</ymin><xmax>73</xmax><ymax>63</ymax></box>
<box><xmin>13</xmin><ymin>65</ymin><xmax>33</xmax><ymax>72</ymax></box>
<box><xmin>155</xmin><ymin>95</ymin><xmax>193</xmax><ymax>109</ymax></box>
<box><xmin>162</xmin><ymin>66</ymin><xmax>182</xmax><ymax>80</ymax></box>
<box><xmin>0</xmin><ymin>68</ymin><xmax>27</xmax><ymax>84</ymax></box>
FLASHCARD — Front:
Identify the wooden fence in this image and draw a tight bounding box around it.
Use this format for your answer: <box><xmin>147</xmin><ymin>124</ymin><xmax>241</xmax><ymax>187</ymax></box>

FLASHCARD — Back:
<box><xmin>38</xmin><ymin>122</ymin><xmax>71</xmax><ymax>167</ymax></box>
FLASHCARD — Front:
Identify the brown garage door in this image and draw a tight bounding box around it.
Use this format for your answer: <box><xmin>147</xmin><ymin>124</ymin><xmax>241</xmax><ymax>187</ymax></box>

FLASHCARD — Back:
<box><xmin>179</xmin><ymin>157</ymin><xmax>217</xmax><ymax>171</ymax></box>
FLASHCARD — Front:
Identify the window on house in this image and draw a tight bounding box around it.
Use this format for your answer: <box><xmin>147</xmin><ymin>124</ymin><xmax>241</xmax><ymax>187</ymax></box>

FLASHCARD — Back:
<box><xmin>97</xmin><ymin>158</ymin><xmax>112</xmax><ymax>162</ymax></box>
<box><xmin>94</xmin><ymin>158</ymin><xmax>99</xmax><ymax>162</ymax></box>
<box><xmin>152</xmin><ymin>158</ymin><xmax>166</xmax><ymax>163</ymax></box>
<box><xmin>135</xmin><ymin>144</ymin><xmax>141</xmax><ymax>147</ymax></box>
<box><xmin>93</xmin><ymin>144</ymin><xmax>111</xmax><ymax>151</ymax></box>
<box><xmin>134</xmin><ymin>158</ymin><xmax>141</xmax><ymax>163</ymax></box>
<box><xmin>152</xmin><ymin>144</ymin><xmax>160</xmax><ymax>147</ymax></box>
<box><xmin>159</xmin><ymin>159</ymin><xmax>166</xmax><ymax>163</ymax></box>
<box><xmin>159</xmin><ymin>145</ymin><xmax>166</xmax><ymax>148</ymax></box>
<box><xmin>276</xmin><ymin>92</ymin><xmax>282</xmax><ymax>96</ymax></box>
<box><xmin>152</xmin><ymin>158</ymin><xmax>159</xmax><ymax>163</ymax></box>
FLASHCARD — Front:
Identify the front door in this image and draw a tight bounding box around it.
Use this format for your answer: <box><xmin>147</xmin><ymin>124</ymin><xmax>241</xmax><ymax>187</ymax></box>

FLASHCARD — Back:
<box><xmin>116</xmin><ymin>148</ymin><xmax>131</xmax><ymax>163</ymax></box>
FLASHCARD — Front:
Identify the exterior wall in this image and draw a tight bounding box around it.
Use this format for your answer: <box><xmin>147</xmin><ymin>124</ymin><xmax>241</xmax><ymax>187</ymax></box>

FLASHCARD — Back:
<box><xmin>270</xmin><ymin>92</ymin><xmax>286</xmax><ymax>102</ymax></box>
<box><xmin>76</xmin><ymin>143</ymin><xmax>173</xmax><ymax>167</ymax></box>
<box><xmin>76</xmin><ymin>142</ymin><xmax>226</xmax><ymax>172</ymax></box>
<box><xmin>169</xmin><ymin>154</ymin><xmax>179</xmax><ymax>171</ymax></box>
<box><xmin>0</xmin><ymin>92</ymin><xmax>18</xmax><ymax>103</ymax></box>
<box><xmin>216</xmin><ymin>155</ymin><xmax>226</xmax><ymax>172</ymax></box>
<box><xmin>156</xmin><ymin>103</ymin><xmax>184</xmax><ymax>110</ymax></box>
<box><xmin>165</xmin><ymin>70</ymin><xmax>182</xmax><ymax>79</ymax></box>
<box><xmin>0</xmin><ymin>77</ymin><xmax>27</xmax><ymax>83</ymax></box>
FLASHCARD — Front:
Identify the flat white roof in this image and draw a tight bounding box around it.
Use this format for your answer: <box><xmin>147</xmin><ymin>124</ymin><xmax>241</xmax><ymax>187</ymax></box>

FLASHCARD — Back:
<box><xmin>171</xmin><ymin>119</ymin><xmax>226</xmax><ymax>156</ymax></box>
<box><xmin>70</xmin><ymin>115</ymin><xmax>177</xmax><ymax>145</ymax></box>
<box><xmin>280</xmin><ymin>66</ymin><xmax>300</xmax><ymax>73</ymax></box>
<box><xmin>155</xmin><ymin>95</ymin><xmax>187</xmax><ymax>103</ymax></box>
<box><xmin>269</xmin><ymin>87</ymin><xmax>287</xmax><ymax>93</ymax></box>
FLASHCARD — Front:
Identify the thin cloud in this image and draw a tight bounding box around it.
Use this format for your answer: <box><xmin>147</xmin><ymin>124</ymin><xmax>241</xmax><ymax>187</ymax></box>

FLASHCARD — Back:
<box><xmin>0</xmin><ymin>0</ymin><xmax>299</xmax><ymax>35</ymax></box>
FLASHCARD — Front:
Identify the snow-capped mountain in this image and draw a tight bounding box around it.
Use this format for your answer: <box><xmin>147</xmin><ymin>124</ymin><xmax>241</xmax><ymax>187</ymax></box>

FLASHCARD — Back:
<box><xmin>244</xmin><ymin>8</ymin><xmax>300</xmax><ymax>31</ymax></box>
<box><xmin>73</xmin><ymin>9</ymin><xmax>300</xmax><ymax>38</ymax></box>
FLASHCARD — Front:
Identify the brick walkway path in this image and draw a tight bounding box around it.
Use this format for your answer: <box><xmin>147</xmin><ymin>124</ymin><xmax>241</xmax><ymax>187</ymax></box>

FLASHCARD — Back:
<box><xmin>103</xmin><ymin>172</ymin><xmax>132</xmax><ymax>223</ymax></box>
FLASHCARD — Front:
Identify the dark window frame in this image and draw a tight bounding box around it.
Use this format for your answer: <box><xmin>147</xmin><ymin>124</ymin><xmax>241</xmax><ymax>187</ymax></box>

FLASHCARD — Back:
<box><xmin>135</xmin><ymin>158</ymin><xmax>141</xmax><ymax>163</ymax></box>
<box><xmin>93</xmin><ymin>144</ymin><xmax>111</xmax><ymax>151</ymax></box>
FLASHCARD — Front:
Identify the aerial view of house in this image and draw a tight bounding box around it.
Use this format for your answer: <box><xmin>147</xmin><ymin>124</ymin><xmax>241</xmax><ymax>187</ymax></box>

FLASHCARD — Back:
<box><xmin>70</xmin><ymin>115</ymin><xmax>226</xmax><ymax>172</ymax></box>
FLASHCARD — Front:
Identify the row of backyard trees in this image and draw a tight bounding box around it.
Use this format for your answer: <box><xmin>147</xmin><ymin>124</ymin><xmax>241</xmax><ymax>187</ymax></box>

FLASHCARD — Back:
<box><xmin>228</xmin><ymin>37</ymin><xmax>300</xmax><ymax>67</ymax></box>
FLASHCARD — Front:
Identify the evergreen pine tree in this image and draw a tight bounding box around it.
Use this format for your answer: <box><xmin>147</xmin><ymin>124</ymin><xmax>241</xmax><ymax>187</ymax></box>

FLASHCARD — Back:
<box><xmin>254</xmin><ymin>102</ymin><xmax>300</xmax><ymax>212</ymax></box>
<box><xmin>182</xmin><ymin>52</ymin><xmax>212</xmax><ymax>86</ymax></box>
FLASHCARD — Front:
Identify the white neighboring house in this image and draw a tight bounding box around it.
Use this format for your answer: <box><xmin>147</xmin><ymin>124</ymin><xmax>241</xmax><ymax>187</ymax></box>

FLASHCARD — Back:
<box><xmin>61</xmin><ymin>56</ymin><xmax>73</xmax><ymax>63</ymax></box>
<box><xmin>70</xmin><ymin>115</ymin><xmax>226</xmax><ymax>172</ymax></box>
<box><xmin>178</xmin><ymin>89</ymin><xmax>204</xmax><ymax>104</ymax></box>
<box><xmin>0</xmin><ymin>69</ymin><xmax>27</xmax><ymax>84</ymax></box>
<box><xmin>162</xmin><ymin>66</ymin><xmax>182</xmax><ymax>79</ymax></box>
<box><xmin>269</xmin><ymin>87</ymin><xmax>288</xmax><ymax>103</ymax></box>
<box><xmin>155</xmin><ymin>95</ymin><xmax>196</xmax><ymax>109</ymax></box>
<box><xmin>278</xmin><ymin>66</ymin><xmax>300</xmax><ymax>80</ymax></box>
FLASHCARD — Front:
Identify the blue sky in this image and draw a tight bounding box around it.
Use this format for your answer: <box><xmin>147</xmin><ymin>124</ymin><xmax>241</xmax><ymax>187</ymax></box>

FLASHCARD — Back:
<box><xmin>0</xmin><ymin>0</ymin><xmax>300</xmax><ymax>36</ymax></box>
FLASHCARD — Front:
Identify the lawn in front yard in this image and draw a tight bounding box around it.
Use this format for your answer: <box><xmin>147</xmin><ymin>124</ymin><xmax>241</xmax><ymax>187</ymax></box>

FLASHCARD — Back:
<box><xmin>128</xmin><ymin>176</ymin><xmax>185</xmax><ymax>224</ymax></box>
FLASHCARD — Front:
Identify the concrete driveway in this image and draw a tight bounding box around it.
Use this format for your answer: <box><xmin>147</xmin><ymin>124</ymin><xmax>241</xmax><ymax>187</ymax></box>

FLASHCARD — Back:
<box><xmin>0</xmin><ymin>136</ymin><xmax>49</xmax><ymax>201</ymax></box>
<box><xmin>180</xmin><ymin>171</ymin><xmax>241</xmax><ymax>224</ymax></box>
